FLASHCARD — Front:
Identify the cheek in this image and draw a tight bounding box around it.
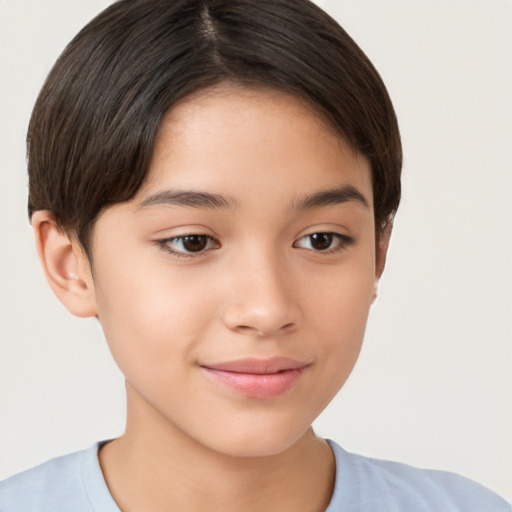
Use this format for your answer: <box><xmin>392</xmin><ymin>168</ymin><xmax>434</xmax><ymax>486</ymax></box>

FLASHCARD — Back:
<box><xmin>92</xmin><ymin>258</ymin><xmax>216</xmax><ymax>381</ymax></box>
<box><xmin>308</xmin><ymin>251</ymin><xmax>375</xmax><ymax>325</ymax></box>
<box><xmin>307</xmin><ymin>256</ymin><xmax>376</xmax><ymax>377</ymax></box>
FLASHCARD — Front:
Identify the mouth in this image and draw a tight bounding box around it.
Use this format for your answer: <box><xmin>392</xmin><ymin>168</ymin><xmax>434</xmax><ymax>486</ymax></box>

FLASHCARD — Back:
<box><xmin>200</xmin><ymin>357</ymin><xmax>310</xmax><ymax>399</ymax></box>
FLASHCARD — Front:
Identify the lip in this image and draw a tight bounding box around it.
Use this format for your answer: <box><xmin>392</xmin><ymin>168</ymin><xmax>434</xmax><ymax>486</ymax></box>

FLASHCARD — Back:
<box><xmin>201</xmin><ymin>357</ymin><xmax>310</xmax><ymax>399</ymax></box>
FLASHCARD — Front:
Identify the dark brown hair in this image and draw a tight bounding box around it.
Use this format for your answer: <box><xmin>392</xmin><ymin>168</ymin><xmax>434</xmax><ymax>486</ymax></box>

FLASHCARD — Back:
<box><xmin>28</xmin><ymin>0</ymin><xmax>402</xmax><ymax>257</ymax></box>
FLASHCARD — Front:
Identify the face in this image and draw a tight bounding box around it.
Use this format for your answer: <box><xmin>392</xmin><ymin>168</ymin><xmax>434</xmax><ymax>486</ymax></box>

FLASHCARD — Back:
<box><xmin>88</xmin><ymin>85</ymin><xmax>381</xmax><ymax>457</ymax></box>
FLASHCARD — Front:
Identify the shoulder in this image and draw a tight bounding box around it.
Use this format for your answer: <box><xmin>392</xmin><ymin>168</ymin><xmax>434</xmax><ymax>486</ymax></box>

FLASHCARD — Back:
<box><xmin>327</xmin><ymin>440</ymin><xmax>511</xmax><ymax>512</ymax></box>
<box><xmin>0</xmin><ymin>443</ymin><xmax>117</xmax><ymax>512</ymax></box>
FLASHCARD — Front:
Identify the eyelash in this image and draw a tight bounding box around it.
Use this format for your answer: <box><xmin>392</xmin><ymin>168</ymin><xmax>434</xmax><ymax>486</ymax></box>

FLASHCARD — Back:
<box><xmin>158</xmin><ymin>234</ymin><xmax>219</xmax><ymax>258</ymax></box>
<box><xmin>293</xmin><ymin>232</ymin><xmax>355</xmax><ymax>253</ymax></box>
<box><xmin>157</xmin><ymin>232</ymin><xmax>354</xmax><ymax>258</ymax></box>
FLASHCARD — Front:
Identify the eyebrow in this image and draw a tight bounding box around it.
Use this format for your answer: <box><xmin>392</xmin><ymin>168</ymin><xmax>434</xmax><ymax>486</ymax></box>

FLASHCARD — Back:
<box><xmin>137</xmin><ymin>189</ymin><xmax>239</xmax><ymax>210</ymax></box>
<box><xmin>137</xmin><ymin>184</ymin><xmax>369</xmax><ymax>212</ymax></box>
<box><xmin>290</xmin><ymin>185</ymin><xmax>370</xmax><ymax>211</ymax></box>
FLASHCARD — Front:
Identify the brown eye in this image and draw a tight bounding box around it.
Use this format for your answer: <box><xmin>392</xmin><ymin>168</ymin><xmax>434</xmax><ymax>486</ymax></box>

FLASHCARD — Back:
<box><xmin>161</xmin><ymin>234</ymin><xmax>218</xmax><ymax>256</ymax></box>
<box><xmin>294</xmin><ymin>232</ymin><xmax>354</xmax><ymax>253</ymax></box>
<box><xmin>309</xmin><ymin>233</ymin><xmax>333</xmax><ymax>250</ymax></box>
<box><xmin>181</xmin><ymin>235</ymin><xmax>208</xmax><ymax>252</ymax></box>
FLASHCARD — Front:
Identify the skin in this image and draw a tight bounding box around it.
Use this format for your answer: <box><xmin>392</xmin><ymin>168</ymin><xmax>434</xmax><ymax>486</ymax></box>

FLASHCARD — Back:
<box><xmin>33</xmin><ymin>85</ymin><xmax>390</xmax><ymax>512</ymax></box>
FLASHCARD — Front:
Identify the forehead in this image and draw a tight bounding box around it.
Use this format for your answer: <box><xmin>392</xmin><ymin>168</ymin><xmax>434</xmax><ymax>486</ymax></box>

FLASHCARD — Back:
<box><xmin>136</xmin><ymin>84</ymin><xmax>373</xmax><ymax>210</ymax></box>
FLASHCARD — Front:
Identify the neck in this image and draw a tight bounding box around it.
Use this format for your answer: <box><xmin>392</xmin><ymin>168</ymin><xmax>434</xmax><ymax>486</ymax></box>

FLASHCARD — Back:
<box><xmin>99</xmin><ymin>385</ymin><xmax>335</xmax><ymax>512</ymax></box>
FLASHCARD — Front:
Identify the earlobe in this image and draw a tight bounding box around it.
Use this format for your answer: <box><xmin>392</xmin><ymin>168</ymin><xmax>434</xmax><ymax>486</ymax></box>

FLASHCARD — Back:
<box><xmin>32</xmin><ymin>211</ymin><xmax>97</xmax><ymax>318</ymax></box>
<box><xmin>373</xmin><ymin>220</ymin><xmax>393</xmax><ymax>303</ymax></box>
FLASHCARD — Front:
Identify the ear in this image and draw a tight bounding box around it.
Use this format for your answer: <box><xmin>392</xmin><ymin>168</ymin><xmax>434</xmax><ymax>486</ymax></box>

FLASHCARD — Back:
<box><xmin>373</xmin><ymin>220</ymin><xmax>393</xmax><ymax>303</ymax></box>
<box><xmin>32</xmin><ymin>211</ymin><xmax>97</xmax><ymax>317</ymax></box>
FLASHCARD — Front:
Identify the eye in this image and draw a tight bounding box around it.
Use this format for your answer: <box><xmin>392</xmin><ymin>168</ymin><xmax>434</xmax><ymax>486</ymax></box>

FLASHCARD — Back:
<box><xmin>294</xmin><ymin>232</ymin><xmax>353</xmax><ymax>252</ymax></box>
<box><xmin>160</xmin><ymin>234</ymin><xmax>219</xmax><ymax>256</ymax></box>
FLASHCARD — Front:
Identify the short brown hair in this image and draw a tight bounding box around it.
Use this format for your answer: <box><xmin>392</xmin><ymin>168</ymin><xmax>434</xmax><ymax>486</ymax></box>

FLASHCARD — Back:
<box><xmin>28</xmin><ymin>0</ymin><xmax>402</xmax><ymax>256</ymax></box>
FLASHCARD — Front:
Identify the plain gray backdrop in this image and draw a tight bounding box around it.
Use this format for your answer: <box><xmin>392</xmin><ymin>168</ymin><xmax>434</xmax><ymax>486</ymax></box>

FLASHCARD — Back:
<box><xmin>0</xmin><ymin>0</ymin><xmax>511</xmax><ymax>501</ymax></box>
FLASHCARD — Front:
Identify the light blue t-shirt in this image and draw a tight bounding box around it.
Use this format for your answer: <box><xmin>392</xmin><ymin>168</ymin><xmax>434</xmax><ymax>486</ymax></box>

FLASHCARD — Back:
<box><xmin>0</xmin><ymin>440</ymin><xmax>510</xmax><ymax>511</ymax></box>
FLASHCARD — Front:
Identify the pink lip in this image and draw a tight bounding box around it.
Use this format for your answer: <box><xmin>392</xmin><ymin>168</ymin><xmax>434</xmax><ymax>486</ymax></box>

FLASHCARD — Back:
<box><xmin>201</xmin><ymin>357</ymin><xmax>310</xmax><ymax>399</ymax></box>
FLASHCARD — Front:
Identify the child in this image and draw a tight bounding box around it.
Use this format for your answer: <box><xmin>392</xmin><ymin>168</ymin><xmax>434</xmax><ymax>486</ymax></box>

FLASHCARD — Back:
<box><xmin>1</xmin><ymin>0</ymin><xmax>510</xmax><ymax>510</ymax></box>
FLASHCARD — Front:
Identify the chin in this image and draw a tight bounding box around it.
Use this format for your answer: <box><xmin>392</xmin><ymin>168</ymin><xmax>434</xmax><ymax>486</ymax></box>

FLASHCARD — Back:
<box><xmin>201</xmin><ymin>421</ymin><xmax>313</xmax><ymax>459</ymax></box>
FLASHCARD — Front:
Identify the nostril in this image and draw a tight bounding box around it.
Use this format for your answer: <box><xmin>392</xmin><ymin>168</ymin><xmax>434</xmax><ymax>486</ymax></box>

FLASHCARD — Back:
<box><xmin>223</xmin><ymin>301</ymin><xmax>301</xmax><ymax>337</ymax></box>
<box><xmin>233</xmin><ymin>322</ymin><xmax>296</xmax><ymax>336</ymax></box>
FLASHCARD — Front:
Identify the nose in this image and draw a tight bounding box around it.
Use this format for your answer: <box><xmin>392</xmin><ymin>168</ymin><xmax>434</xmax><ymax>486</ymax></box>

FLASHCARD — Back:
<box><xmin>222</xmin><ymin>252</ymin><xmax>302</xmax><ymax>337</ymax></box>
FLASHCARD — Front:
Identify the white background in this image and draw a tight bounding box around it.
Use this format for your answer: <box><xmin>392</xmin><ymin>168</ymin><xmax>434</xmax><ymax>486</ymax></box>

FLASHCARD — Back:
<box><xmin>0</xmin><ymin>0</ymin><xmax>510</xmax><ymax>502</ymax></box>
